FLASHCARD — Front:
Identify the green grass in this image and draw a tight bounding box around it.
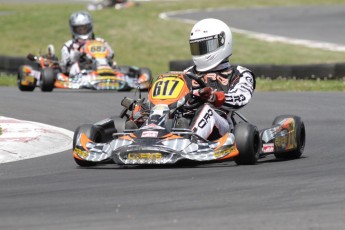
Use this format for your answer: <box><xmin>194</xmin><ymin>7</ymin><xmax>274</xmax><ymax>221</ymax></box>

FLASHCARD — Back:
<box><xmin>257</xmin><ymin>78</ymin><xmax>345</xmax><ymax>91</ymax></box>
<box><xmin>1</xmin><ymin>0</ymin><xmax>345</xmax><ymax>90</ymax></box>
<box><xmin>0</xmin><ymin>75</ymin><xmax>16</xmax><ymax>86</ymax></box>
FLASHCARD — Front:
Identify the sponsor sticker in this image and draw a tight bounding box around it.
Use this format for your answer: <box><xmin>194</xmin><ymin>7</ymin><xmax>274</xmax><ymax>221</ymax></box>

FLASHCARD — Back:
<box><xmin>262</xmin><ymin>143</ymin><xmax>274</xmax><ymax>153</ymax></box>
<box><xmin>275</xmin><ymin>136</ymin><xmax>288</xmax><ymax>149</ymax></box>
<box><xmin>141</xmin><ymin>131</ymin><xmax>158</xmax><ymax>138</ymax></box>
<box><xmin>74</xmin><ymin>148</ymin><xmax>89</xmax><ymax>158</ymax></box>
<box><xmin>214</xmin><ymin>146</ymin><xmax>236</xmax><ymax>158</ymax></box>
<box><xmin>128</xmin><ymin>153</ymin><xmax>162</xmax><ymax>160</ymax></box>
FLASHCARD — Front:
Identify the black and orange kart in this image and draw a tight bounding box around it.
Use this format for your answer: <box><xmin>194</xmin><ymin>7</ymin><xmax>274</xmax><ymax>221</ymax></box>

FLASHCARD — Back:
<box><xmin>72</xmin><ymin>72</ymin><xmax>306</xmax><ymax>167</ymax></box>
<box><xmin>18</xmin><ymin>40</ymin><xmax>152</xmax><ymax>92</ymax></box>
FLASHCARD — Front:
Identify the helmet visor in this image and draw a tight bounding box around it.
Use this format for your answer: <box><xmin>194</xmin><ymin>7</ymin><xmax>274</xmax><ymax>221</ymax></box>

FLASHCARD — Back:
<box><xmin>190</xmin><ymin>32</ymin><xmax>225</xmax><ymax>56</ymax></box>
<box><xmin>72</xmin><ymin>24</ymin><xmax>92</xmax><ymax>35</ymax></box>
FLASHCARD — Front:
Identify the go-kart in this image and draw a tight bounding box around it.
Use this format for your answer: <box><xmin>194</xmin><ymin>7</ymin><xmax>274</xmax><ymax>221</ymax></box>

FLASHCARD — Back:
<box><xmin>17</xmin><ymin>40</ymin><xmax>152</xmax><ymax>92</ymax></box>
<box><xmin>72</xmin><ymin>72</ymin><xmax>306</xmax><ymax>167</ymax></box>
<box><xmin>87</xmin><ymin>0</ymin><xmax>139</xmax><ymax>11</ymax></box>
<box><xmin>17</xmin><ymin>44</ymin><xmax>60</xmax><ymax>92</ymax></box>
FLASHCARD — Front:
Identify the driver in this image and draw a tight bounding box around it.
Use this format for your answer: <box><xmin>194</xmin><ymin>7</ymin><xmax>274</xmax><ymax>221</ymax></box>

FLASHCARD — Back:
<box><xmin>60</xmin><ymin>11</ymin><xmax>114</xmax><ymax>77</ymax></box>
<box><xmin>184</xmin><ymin>18</ymin><xmax>256</xmax><ymax>140</ymax></box>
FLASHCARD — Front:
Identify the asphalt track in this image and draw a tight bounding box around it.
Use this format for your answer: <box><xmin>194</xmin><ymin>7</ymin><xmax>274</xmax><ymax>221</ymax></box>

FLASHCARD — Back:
<box><xmin>0</xmin><ymin>87</ymin><xmax>344</xmax><ymax>230</ymax></box>
<box><xmin>1</xmin><ymin>2</ymin><xmax>345</xmax><ymax>230</ymax></box>
<box><xmin>163</xmin><ymin>4</ymin><xmax>345</xmax><ymax>52</ymax></box>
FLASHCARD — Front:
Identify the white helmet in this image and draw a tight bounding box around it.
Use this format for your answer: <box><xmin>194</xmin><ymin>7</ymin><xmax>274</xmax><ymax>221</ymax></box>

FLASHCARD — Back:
<box><xmin>69</xmin><ymin>11</ymin><xmax>94</xmax><ymax>40</ymax></box>
<box><xmin>189</xmin><ymin>18</ymin><xmax>232</xmax><ymax>72</ymax></box>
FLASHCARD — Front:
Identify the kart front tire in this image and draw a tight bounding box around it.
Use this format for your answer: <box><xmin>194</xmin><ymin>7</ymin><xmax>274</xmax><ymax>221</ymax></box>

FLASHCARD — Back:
<box><xmin>40</xmin><ymin>68</ymin><xmax>55</xmax><ymax>92</ymax></box>
<box><xmin>234</xmin><ymin>123</ymin><xmax>260</xmax><ymax>165</ymax></box>
<box><xmin>272</xmin><ymin>115</ymin><xmax>306</xmax><ymax>159</ymax></box>
<box><xmin>18</xmin><ymin>65</ymin><xmax>36</xmax><ymax>91</ymax></box>
<box><xmin>73</xmin><ymin>124</ymin><xmax>106</xmax><ymax>167</ymax></box>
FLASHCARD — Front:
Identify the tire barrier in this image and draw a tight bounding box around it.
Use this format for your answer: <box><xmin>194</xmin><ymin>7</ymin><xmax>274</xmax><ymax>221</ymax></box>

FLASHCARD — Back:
<box><xmin>0</xmin><ymin>55</ymin><xmax>38</xmax><ymax>75</ymax></box>
<box><xmin>1</xmin><ymin>56</ymin><xmax>345</xmax><ymax>80</ymax></box>
<box><xmin>169</xmin><ymin>60</ymin><xmax>345</xmax><ymax>80</ymax></box>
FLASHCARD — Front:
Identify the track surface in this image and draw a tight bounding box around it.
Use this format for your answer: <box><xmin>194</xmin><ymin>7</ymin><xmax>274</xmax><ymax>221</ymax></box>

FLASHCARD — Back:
<box><xmin>167</xmin><ymin>5</ymin><xmax>345</xmax><ymax>49</ymax></box>
<box><xmin>1</xmin><ymin>3</ymin><xmax>345</xmax><ymax>230</ymax></box>
<box><xmin>0</xmin><ymin>87</ymin><xmax>344</xmax><ymax>230</ymax></box>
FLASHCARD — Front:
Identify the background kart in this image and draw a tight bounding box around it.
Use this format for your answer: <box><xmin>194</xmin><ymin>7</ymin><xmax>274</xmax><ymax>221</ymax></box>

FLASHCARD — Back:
<box><xmin>17</xmin><ymin>40</ymin><xmax>152</xmax><ymax>92</ymax></box>
<box><xmin>72</xmin><ymin>72</ymin><xmax>306</xmax><ymax>167</ymax></box>
<box><xmin>87</xmin><ymin>0</ymin><xmax>139</xmax><ymax>11</ymax></box>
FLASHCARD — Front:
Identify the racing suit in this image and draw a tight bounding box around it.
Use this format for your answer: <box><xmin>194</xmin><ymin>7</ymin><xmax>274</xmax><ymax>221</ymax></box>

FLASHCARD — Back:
<box><xmin>60</xmin><ymin>37</ymin><xmax>114</xmax><ymax>77</ymax></box>
<box><xmin>185</xmin><ymin>61</ymin><xmax>255</xmax><ymax>140</ymax></box>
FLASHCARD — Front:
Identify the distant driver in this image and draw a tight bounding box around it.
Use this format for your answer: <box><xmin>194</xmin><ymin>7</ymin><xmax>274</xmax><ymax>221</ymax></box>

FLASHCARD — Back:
<box><xmin>60</xmin><ymin>11</ymin><xmax>114</xmax><ymax>78</ymax></box>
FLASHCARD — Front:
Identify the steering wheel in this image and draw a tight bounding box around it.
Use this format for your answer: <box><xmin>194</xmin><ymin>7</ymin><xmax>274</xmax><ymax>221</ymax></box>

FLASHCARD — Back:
<box><xmin>183</xmin><ymin>72</ymin><xmax>206</xmax><ymax>110</ymax></box>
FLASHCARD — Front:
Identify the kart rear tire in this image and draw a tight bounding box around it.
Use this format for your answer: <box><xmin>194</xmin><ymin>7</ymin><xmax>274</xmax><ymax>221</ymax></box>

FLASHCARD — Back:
<box><xmin>272</xmin><ymin>115</ymin><xmax>306</xmax><ymax>159</ymax></box>
<box><xmin>73</xmin><ymin>124</ymin><xmax>106</xmax><ymax>167</ymax></box>
<box><xmin>17</xmin><ymin>65</ymin><xmax>36</xmax><ymax>91</ymax></box>
<box><xmin>234</xmin><ymin>122</ymin><xmax>260</xmax><ymax>165</ymax></box>
<box><xmin>40</xmin><ymin>68</ymin><xmax>55</xmax><ymax>92</ymax></box>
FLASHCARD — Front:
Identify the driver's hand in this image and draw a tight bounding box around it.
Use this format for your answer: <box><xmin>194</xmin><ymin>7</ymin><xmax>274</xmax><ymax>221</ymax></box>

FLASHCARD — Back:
<box><xmin>71</xmin><ymin>40</ymin><xmax>87</xmax><ymax>54</ymax></box>
<box><xmin>72</xmin><ymin>43</ymin><xmax>79</xmax><ymax>50</ymax></box>
<box><xmin>194</xmin><ymin>87</ymin><xmax>225</xmax><ymax>107</ymax></box>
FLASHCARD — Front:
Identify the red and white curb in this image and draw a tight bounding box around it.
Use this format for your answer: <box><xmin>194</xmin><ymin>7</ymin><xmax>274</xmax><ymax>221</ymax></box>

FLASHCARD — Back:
<box><xmin>0</xmin><ymin>116</ymin><xmax>73</xmax><ymax>164</ymax></box>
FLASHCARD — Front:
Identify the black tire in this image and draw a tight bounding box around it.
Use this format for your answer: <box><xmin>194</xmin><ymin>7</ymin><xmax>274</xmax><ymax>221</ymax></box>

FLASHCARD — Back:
<box><xmin>140</xmin><ymin>67</ymin><xmax>152</xmax><ymax>80</ymax></box>
<box><xmin>40</xmin><ymin>68</ymin><xmax>55</xmax><ymax>92</ymax></box>
<box><xmin>17</xmin><ymin>65</ymin><xmax>36</xmax><ymax>91</ymax></box>
<box><xmin>109</xmin><ymin>115</ymin><xmax>124</xmax><ymax>133</ymax></box>
<box><xmin>116</xmin><ymin>65</ymin><xmax>132</xmax><ymax>91</ymax></box>
<box><xmin>234</xmin><ymin>123</ymin><xmax>260</xmax><ymax>165</ymax></box>
<box><xmin>97</xmin><ymin>117</ymin><xmax>118</xmax><ymax>142</ymax></box>
<box><xmin>137</xmin><ymin>67</ymin><xmax>152</xmax><ymax>91</ymax></box>
<box><xmin>272</xmin><ymin>115</ymin><xmax>306</xmax><ymax>159</ymax></box>
<box><xmin>73</xmin><ymin>124</ymin><xmax>106</xmax><ymax>167</ymax></box>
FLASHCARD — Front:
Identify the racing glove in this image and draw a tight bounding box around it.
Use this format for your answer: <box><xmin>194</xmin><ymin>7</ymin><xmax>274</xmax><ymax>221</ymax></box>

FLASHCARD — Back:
<box><xmin>194</xmin><ymin>87</ymin><xmax>225</xmax><ymax>107</ymax></box>
<box><xmin>70</xmin><ymin>42</ymin><xmax>87</xmax><ymax>61</ymax></box>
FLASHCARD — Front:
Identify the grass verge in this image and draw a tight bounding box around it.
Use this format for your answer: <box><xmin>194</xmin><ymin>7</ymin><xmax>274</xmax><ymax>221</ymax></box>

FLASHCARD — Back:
<box><xmin>0</xmin><ymin>0</ymin><xmax>345</xmax><ymax>90</ymax></box>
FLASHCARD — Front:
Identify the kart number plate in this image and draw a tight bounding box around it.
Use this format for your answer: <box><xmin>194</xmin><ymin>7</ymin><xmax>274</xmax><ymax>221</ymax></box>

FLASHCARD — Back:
<box><xmin>151</xmin><ymin>77</ymin><xmax>185</xmax><ymax>99</ymax></box>
<box><xmin>127</xmin><ymin>153</ymin><xmax>162</xmax><ymax>160</ymax></box>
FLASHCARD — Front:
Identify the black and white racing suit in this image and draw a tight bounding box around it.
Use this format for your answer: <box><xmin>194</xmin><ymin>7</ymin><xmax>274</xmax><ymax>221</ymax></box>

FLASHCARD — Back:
<box><xmin>185</xmin><ymin>61</ymin><xmax>255</xmax><ymax>140</ymax></box>
<box><xmin>60</xmin><ymin>37</ymin><xmax>114</xmax><ymax>77</ymax></box>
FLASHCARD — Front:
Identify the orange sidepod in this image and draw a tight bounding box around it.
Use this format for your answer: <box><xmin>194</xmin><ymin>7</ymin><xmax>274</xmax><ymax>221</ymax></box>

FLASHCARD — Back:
<box><xmin>214</xmin><ymin>133</ymin><xmax>229</xmax><ymax>150</ymax></box>
<box><xmin>72</xmin><ymin>151</ymin><xmax>83</xmax><ymax>160</ymax></box>
<box><xmin>73</xmin><ymin>133</ymin><xmax>93</xmax><ymax>160</ymax></box>
<box><xmin>54</xmin><ymin>73</ymin><xmax>70</xmax><ymax>88</ymax></box>
<box><xmin>80</xmin><ymin>133</ymin><xmax>93</xmax><ymax>151</ymax></box>
<box><xmin>219</xmin><ymin>144</ymin><xmax>239</xmax><ymax>160</ymax></box>
<box><xmin>214</xmin><ymin>133</ymin><xmax>239</xmax><ymax>160</ymax></box>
